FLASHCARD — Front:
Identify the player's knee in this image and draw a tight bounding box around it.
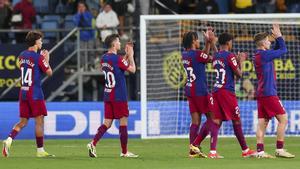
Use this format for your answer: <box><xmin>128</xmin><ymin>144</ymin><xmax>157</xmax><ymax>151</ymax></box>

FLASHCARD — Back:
<box><xmin>103</xmin><ymin>122</ymin><xmax>112</xmax><ymax>128</ymax></box>
<box><xmin>19</xmin><ymin>121</ymin><xmax>28</xmax><ymax>128</ymax></box>
<box><xmin>212</xmin><ymin>119</ymin><xmax>221</xmax><ymax>125</ymax></box>
<box><xmin>277</xmin><ymin>115</ymin><xmax>288</xmax><ymax>125</ymax></box>
<box><xmin>191</xmin><ymin>117</ymin><xmax>200</xmax><ymax>125</ymax></box>
<box><xmin>279</xmin><ymin>117</ymin><xmax>288</xmax><ymax>125</ymax></box>
<box><xmin>191</xmin><ymin>120</ymin><xmax>200</xmax><ymax>126</ymax></box>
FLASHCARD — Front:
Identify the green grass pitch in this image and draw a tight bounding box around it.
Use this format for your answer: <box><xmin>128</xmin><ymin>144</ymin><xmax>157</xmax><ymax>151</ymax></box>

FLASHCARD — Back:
<box><xmin>1</xmin><ymin>137</ymin><xmax>299</xmax><ymax>169</ymax></box>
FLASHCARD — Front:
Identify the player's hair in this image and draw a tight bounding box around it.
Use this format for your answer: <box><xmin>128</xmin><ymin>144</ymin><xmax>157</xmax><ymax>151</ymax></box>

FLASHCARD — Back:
<box><xmin>182</xmin><ymin>31</ymin><xmax>198</xmax><ymax>49</ymax></box>
<box><xmin>218</xmin><ymin>32</ymin><xmax>234</xmax><ymax>45</ymax></box>
<box><xmin>253</xmin><ymin>32</ymin><xmax>269</xmax><ymax>46</ymax></box>
<box><xmin>25</xmin><ymin>31</ymin><xmax>43</xmax><ymax>47</ymax></box>
<box><xmin>104</xmin><ymin>34</ymin><xmax>120</xmax><ymax>48</ymax></box>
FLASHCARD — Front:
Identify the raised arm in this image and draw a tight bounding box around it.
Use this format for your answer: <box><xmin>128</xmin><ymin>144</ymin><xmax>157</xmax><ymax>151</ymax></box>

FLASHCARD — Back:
<box><xmin>264</xmin><ymin>24</ymin><xmax>287</xmax><ymax>61</ymax></box>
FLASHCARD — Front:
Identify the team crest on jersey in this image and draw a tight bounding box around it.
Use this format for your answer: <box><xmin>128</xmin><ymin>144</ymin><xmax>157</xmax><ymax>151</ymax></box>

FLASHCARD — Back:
<box><xmin>122</xmin><ymin>59</ymin><xmax>128</xmax><ymax>66</ymax></box>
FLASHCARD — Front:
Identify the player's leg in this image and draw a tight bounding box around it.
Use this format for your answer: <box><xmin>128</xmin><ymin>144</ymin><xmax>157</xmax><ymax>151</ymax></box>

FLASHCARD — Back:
<box><xmin>119</xmin><ymin>116</ymin><xmax>138</xmax><ymax>158</ymax></box>
<box><xmin>87</xmin><ymin>101</ymin><xmax>113</xmax><ymax>157</ymax></box>
<box><xmin>190</xmin><ymin>112</ymin><xmax>201</xmax><ymax>144</ymax></box>
<box><xmin>255</xmin><ymin>118</ymin><xmax>275</xmax><ymax>158</ymax></box>
<box><xmin>232</xmin><ymin>119</ymin><xmax>255</xmax><ymax>157</ymax></box>
<box><xmin>34</xmin><ymin>115</ymin><xmax>54</xmax><ymax>157</ymax></box>
<box><xmin>119</xmin><ymin>116</ymin><xmax>128</xmax><ymax>155</ymax></box>
<box><xmin>274</xmin><ymin>114</ymin><xmax>294</xmax><ymax>158</ymax></box>
<box><xmin>189</xmin><ymin>113</ymin><xmax>208</xmax><ymax>158</ymax></box>
<box><xmin>207</xmin><ymin>118</ymin><xmax>223</xmax><ymax>158</ymax></box>
<box><xmin>191</xmin><ymin>95</ymin><xmax>214</xmax><ymax>149</ymax></box>
<box><xmin>192</xmin><ymin>112</ymin><xmax>211</xmax><ymax>147</ymax></box>
<box><xmin>207</xmin><ymin>92</ymin><xmax>224</xmax><ymax>158</ymax></box>
<box><xmin>187</xmin><ymin>97</ymin><xmax>201</xmax><ymax>145</ymax></box>
<box><xmin>2</xmin><ymin>118</ymin><xmax>28</xmax><ymax>157</ymax></box>
<box><xmin>87</xmin><ymin>118</ymin><xmax>112</xmax><ymax>158</ymax></box>
<box><xmin>93</xmin><ymin>119</ymin><xmax>113</xmax><ymax>146</ymax></box>
<box><xmin>9</xmin><ymin>118</ymin><xmax>29</xmax><ymax>139</ymax></box>
<box><xmin>117</xmin><ymin>101</ymin><xmax>138</xmax><ymax>158</ymax></box>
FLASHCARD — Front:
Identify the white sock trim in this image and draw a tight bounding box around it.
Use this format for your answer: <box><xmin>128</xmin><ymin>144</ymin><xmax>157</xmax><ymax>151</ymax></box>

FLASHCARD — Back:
<box><xmin>37</xmin><ymin>147</ymin><xmax>45</xmax><ymax>153</ymax></box>
<box><xmin>257</xmin><ymin>151</ymin><xmax>264</xmax><ymax>155</ymax></box>
<box><xmin>242</xmin><ymin>148</ymin><xmax>249</xmax><ymax>153</ymax></box>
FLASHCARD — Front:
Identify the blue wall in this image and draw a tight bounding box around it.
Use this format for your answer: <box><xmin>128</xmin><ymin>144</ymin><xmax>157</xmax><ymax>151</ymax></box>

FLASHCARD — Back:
<box><xmin>0</xmin><ymin>101</ymin><xmax>299</xmax><ymax>139</ymax></box>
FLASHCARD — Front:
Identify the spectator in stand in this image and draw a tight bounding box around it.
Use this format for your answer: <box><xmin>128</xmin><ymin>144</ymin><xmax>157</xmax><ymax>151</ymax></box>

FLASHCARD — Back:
<box><xmin>13</xmin><ymin>0</ymin><xmax>36</xmax><ymax>43</ymax></box>
<box><xmin>86</xmin><ymin>0</ymin><xmax>101</xmax><ymax>11</ymax></box>
<box><xmin>215</xmin><ymin>0</ymin><xmax>229</xmax><ymax>14</ymax></box>
<box><xmin>96</xmin><ymin>3</ymin><xmax>119</xmax><ymax>43</ymax></box>
<box><xmin>138</xmin><ymin>0</ymin><xmax>149</xmax><ymax>14</ymax></box>
<box><xmin>256</xmin><ymin>0</ymin><xmax>276</xmax><ymax>13</ymax></box>
<box><xmin>55</xmin><ymin>0</ymin><xmax>76</xmax><ymax>14</ymax></box>
<box><xmin>285</xmin><ymin>0</ymin><xmax>300</xmax><ymax>13</ymax></box>
<box><xmin>74</xmin><ymin>1</ymin><xmax>96</xmax><ymax>69</ymax></box>
<box><xmin>276</xmin><ymin>0</ymin><xmax>287</xmax><ymax>13</ymax></box>
<box><xmin>109</xmin><ymin>0</ymin><xmax>132</xmax><ymax>40</ymax></box>
<box><xmin>0</xmin><ymin>0</ymin><xmax>12</xmax><ymax>43</ymax></box>
<box><xmin>195</xmin><ymin>0</ymin><xmax>219</xmax><ymax>14</ymax></box>
<box><xmin>232</xmin><ymin>0</ymin><xmax>254</xmax><ymax>13</ymax></box>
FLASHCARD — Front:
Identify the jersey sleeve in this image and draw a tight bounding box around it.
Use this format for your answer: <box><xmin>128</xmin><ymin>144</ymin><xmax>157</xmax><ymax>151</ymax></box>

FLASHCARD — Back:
<box><xmin>227</xmin><ymin>53</ymin><xmax>239</xmax><ymax>71</ymax></box>
<box><xmin>262</xmin><ymin>37</ymin><xmax>287</xmax><ymax>62</ymax></box>
<box><xmin>195</xmin><ymin>50</ymin><xmax>210</xmax><ymax>63</ymax></box>
<box><xmin>38</xmin><ymin>55</ymin><xmax>50</xmax><ymax>73</ymax></box>
<box><xmin>118</xmin><ymin>56</ymin><xmax>130</xmax><ymax>71</ymax></box>
<box><xmin>262</xmin><ymin>38</ymin><xmax>287</xmax><ymax>62</ymax></box>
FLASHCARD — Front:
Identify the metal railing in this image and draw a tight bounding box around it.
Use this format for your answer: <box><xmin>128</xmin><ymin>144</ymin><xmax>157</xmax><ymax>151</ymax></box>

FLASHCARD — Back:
<box><xmin>0</xmin><ymin>27</ymin><xmax>140</xmax><ymax>101</ymax></box>
<box><xmin>0</xmin><ymin>28</ymin><xmax>78</xmax><ymax>100</ymax></box>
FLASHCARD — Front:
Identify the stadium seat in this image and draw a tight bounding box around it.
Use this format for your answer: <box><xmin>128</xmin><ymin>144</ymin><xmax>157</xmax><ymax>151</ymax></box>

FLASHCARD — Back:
<box><xmin>62</xmin><ymin>20</ymin><xmax>76</xmax><ymax>36</ymax></box>
<box><xmin>43</xmin><ymin>15</ymin><xmax>62</xmax><ymax>23</ymax></box>
<box><xmin>64</xmin><ymin>15</ymin><xmax>74</xmax><ymax>21</ymax></box>
<box><xmin>33</xmin><ymin>0</ymin><xmax>49</xmax><ymax>13</ymax></box>
<box><xmin>62</xmin><ymin>15</ymin><xmax>76</xmax><ymax>36</ymax></box>
<box><xmin>34</xmin><ymin>15</ymin><xmax>42</xmax><ymax>29</ymax></box>
<box><xmin>41</xmin><ymin>20</ymin><xmax>59</xmax><ymax>39</ymax></box>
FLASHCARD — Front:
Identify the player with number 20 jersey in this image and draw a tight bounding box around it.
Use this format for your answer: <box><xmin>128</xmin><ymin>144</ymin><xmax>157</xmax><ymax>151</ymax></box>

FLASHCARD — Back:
<box><xmin>87</xmin><ymin>34</ymin><xmax>138</xmax><ymax>158</ymax></box>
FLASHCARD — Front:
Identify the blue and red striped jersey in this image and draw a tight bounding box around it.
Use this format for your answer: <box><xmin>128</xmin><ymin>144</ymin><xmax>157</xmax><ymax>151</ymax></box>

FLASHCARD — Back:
<box><xmin>212</xmin><ymin>50</ymin><xmax>239</xmax><ymax>93</ymax></box>
<box><xmin>253</xmin><ymin>37</ymin><xmax>287</xmax><ymax>97</ymax></box>
<box><xmin>182</xmin><ymin>49</ymin><xmax>210</xmax><ymax>97</ymax></box>
<box><xmin>101</xmin><ymin>53</ymin><xmax>129</xmax><ymax>101</ymax></box>
<box><xmin>19</xmin><ymin>50</ymin><xmax>50</xmax><ymax>100</ymax></box>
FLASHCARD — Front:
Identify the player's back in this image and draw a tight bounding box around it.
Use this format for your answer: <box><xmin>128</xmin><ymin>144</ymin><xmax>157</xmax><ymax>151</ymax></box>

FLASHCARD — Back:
<box><xmin>101</xmin><ymin>53</ymin><xmax>128</xmax><ymax>101</ymax></box>
<box><xmin>19</xmin><ymin>50</ymin><xmax>46</xmax><ymax>100</ymax></box>
<box><xmin>181</xmin><ymin>49</ymin><xmax>209</xmax><ymax>97</ymax></box>
<box><xmin>212</xmin><ymin>50</ymin><xmax>238</xmax><ymax>93</ymax></box>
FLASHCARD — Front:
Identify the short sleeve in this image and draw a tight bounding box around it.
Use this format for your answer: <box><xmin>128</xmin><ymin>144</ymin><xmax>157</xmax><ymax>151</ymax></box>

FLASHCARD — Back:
<box><xmin>227</xmin><ymin>53</ymin><xmax>238</xmax><ymax>71</ymax></box>
<box><xmin>38</xmin><ymin>55</ymin><xmax>50</xmax><ymax>73</ymax></box>
<box><xmin>195</xmin><ymin>50</ymin><xmax>210</xmax><ymax>63</ymax></box>
<box><xmin>118</xmin><ymin>56</ymin><xmax>130</xmax><ymax>71</ymax></box>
